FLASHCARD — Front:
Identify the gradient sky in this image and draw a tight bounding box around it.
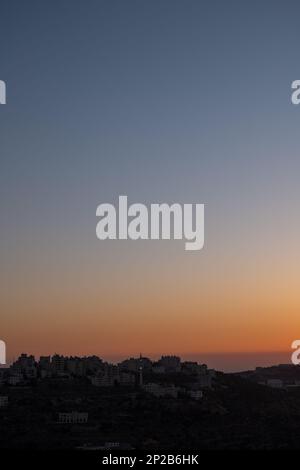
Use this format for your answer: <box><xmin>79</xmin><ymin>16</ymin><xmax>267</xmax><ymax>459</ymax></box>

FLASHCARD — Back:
<box><xmin>1</xmin><ymin>0</ymin><xmax>300</xmax><ymax>369</ymax></box>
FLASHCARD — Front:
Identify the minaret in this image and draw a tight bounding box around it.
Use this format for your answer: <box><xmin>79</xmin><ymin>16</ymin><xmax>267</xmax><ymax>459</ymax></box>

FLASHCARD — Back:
<box><xmin>139</xmin><ymin>353</ymin><xmax>143</xmax><ymax>387</ymax></box>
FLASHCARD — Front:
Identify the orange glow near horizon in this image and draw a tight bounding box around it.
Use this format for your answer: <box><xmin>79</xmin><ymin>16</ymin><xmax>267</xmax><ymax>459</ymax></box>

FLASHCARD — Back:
<box><xmin>2</xmin><ymin>238</ymin><xmax>300</xmax><ymax>365</ymax></box>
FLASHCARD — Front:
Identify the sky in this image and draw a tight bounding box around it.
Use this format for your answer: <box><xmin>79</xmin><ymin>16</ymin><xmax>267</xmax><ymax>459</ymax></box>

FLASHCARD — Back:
<box><xmin>1</xmin><ymin>0</ymin><xmax>300</xmax><ymax>370</ymax></box>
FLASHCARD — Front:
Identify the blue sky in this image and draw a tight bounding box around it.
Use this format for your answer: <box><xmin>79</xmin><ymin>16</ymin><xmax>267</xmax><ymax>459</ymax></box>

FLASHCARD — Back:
<box><xmin>1</xmin><ymin>1</ymin><xmax>300</xmax><ymax>365</ymax></box>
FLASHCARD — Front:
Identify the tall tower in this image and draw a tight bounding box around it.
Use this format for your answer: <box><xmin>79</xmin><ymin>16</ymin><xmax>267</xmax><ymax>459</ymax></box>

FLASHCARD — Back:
<box><xmin>139</xmin><ymin>353</ymin><xmax>143</xmax><ymax>387</ymax></box>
